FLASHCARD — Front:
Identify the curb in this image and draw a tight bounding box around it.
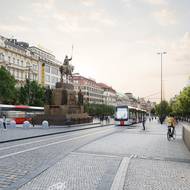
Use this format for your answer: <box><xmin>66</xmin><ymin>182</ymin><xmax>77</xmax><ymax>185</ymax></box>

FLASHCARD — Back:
<box><xmin>0</xmin><ymin>124</ymin><xmax>113</xmax><ymax>144</ymax></box>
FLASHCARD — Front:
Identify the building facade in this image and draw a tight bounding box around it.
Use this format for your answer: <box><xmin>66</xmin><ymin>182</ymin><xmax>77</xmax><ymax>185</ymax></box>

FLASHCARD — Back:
<box><xmin>29</xmin><ymin>46</ymin><xmax>61</xmax><ymax>88</ymax></box>
<box><xmin>73</xmin><ymin>74</ymin><xmax>104</xmax><ymax>104</ymax></box>
<box><xmin>0</xmin><ymin>35</ymin><xmax>61</xmax><ymax>88</ymax></box>
<box><xmin>98</xmin><ymin>83</ymin><xmax>117</xmax><ymax>106</ymax></box>
<box><xmin>0</xmin><ymin>36</ymin><xmax>39</xmax><ymax>86</ymax></box>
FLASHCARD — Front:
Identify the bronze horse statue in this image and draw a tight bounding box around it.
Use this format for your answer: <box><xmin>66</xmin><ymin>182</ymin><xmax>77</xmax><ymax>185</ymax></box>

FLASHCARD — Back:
<box><xmin>59</xmin><ymin>55</ymin><xmax>74</xmax><ymax>83</ymax></box>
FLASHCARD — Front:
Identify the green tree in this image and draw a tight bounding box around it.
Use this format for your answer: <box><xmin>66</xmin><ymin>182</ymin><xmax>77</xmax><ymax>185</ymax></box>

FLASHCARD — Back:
<box><xmin>170</xmin><ymin>87</ymin><xmax>190</xmax><ymax>117</ymax></box>
<box><xmin>0</xmin><ymin>66</ymin><xmax>17</xmax><ymax>104</ymax></box>
<box><xmin>84</xmin><ymin>103</ymin><xmax>115</xmax><ymax>116</ymax></box>
<box><xmin>18</xmin><ymin>79</ymin><xmax>45</xmax><ymax>106</ymax></box>
<box><xmin>155</xmin><ymin>100</ymin><xmax>171</xmax><ymax>118</ymax></box>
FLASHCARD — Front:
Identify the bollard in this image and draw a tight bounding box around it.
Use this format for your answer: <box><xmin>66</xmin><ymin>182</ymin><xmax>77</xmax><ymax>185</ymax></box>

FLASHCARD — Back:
<box><xmin>10</xmin><ymin>120</ymin><xmax>16</xmax><ymax>128</ymax></box>
<box><xmin>42</xmin><ymin>120</ymin><xmax>49</xmax><ymax>128</ymax></box>
<box><xmin>23</xmin><ymin>121</ymin><xmax>31</xmax><ymax>128</ymax></box>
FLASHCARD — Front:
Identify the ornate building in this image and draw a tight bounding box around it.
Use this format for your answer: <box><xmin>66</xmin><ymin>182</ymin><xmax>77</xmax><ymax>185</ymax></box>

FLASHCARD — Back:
<box><xmin>0</xmin><ymin>35</ymin><xmax>61</xmax><ymax>88</ymax></box>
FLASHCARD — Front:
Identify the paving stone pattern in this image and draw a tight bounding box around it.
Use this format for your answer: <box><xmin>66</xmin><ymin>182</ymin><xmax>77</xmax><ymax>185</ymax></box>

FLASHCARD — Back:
<box><xmin>18</xmin><ymin>153</ymin><xmax>121</xmax><ymax>190</ymax></box>
<box><xmin>79</xmin><ymin>122</ymin><xmax>190</xmax><ymax>160</ymax></box>
<box><xmin>0</xmin><ymin>127</ymin><xmax>116</xmax><ymax>190</ymax></box>
<box><xmin>124</xmin><ymin>158</ymin><xmax>190</xmax><ymax>190</ymax></box>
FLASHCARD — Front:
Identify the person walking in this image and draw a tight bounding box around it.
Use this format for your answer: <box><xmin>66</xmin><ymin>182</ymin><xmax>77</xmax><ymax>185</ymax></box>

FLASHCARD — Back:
<box><xmin>142</xmin><ymin>116</ymin><xmax>146</xmax><ymax>130</ymax></box>
<box><xmin>2</xmin><ymin>115</ymin><xmax>7</xmax><ymax>130</ymax></box>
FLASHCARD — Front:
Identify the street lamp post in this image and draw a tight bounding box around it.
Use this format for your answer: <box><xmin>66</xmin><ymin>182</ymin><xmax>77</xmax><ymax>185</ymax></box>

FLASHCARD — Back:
<box><xmin>157</xmin><ymin>52</ymin><xmax>167</xmax><ymax>124</ymax></box>
<box><xmin>157</xmin><ymin>52</ymin><xmax>167</xmax><ymax>102</ymax></box>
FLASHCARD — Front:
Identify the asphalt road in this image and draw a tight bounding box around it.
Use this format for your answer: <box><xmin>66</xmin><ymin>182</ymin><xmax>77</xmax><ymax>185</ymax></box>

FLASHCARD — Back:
<box><xmin>0</xmin><ymin>125</ymin><xmax>117</xmax><ymax>190</ymax></box>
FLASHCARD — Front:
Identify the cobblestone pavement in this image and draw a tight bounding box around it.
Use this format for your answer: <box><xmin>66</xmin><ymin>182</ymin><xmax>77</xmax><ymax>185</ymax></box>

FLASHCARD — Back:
<box><xmin>18</xmin><ymin>153</ymin><xmax>121</xmax><ymax>190</ymax></box>
<box><xmin>1</xmin><ymin>120</ymin><xmax>190</xmax><ymax>190</ymax></box>
<box><xmin>0</xmin><ymin>126</ymin><xmax>116</xmax><ymax>190</ymax></box>
<box><xmin>124</xmin><ymin>158</ymin><xmax>190</xmax><ymax>190</ymax></box>
<box><xmin>78</xmin><ymin>120</ymin><xmax>190</xmax><ymax>190</ymax></box>
<box><xmin>79</xmin><ymin>121</ymin><xmax>190</xmax><ymax>160</ymax></box>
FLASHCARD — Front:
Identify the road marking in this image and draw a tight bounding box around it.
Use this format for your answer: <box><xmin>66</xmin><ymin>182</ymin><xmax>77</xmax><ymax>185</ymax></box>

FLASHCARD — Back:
<box><xmin>110</xmin><ymin>156</ymin><xmax>132</xmax><ymax>190</ymax></box>
<box><xmin>0</xmin><ymin>128</ymin><xmax>114</xmax><ymax>160</ymax></box>
<box><xmin>72</xmin><ymin>151</ymin><xmax>121</xmax><ymax>158</ymax></box>
<box><xmin>0</xmin><ymin>124</ymin><xmax>108</xmax><ymax>151</ymax></box>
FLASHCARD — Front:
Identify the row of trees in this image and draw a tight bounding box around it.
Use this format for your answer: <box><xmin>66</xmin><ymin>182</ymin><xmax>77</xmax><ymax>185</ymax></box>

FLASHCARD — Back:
<box><xmin>0</xmin><ymin>67</ymin><xmax>45</xmax><ymax>106</ymax></box>
<box><xmin>84</xmin><ymin>103</ymin><xmax>115</xmax><ymax>116</ymax></box>
<box><xmin>153</xmin><ymin>86</ymin><xmax>190</xmax><ymax>118</ymax></box>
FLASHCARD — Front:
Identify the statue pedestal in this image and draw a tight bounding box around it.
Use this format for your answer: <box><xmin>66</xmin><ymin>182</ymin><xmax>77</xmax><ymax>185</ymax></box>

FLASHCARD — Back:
<box><xmin>32</xmin><ymin>82</ymin><xmax>92</xmax><ymax>126</ymax></box>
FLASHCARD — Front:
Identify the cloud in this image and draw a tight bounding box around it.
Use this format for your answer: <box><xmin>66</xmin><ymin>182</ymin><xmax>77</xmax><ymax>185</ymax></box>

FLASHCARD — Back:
<box><xmin>0</xmin><ymin>24</ymin><xmax>29</xmax><ymax>32</ymax></box>
<box><xmin>18</xmin><ymin>16</ymin><xmax>33</xmax><ymax>22</ymax></box>
<box><xmin>52</xmin><ymin>9</ymin><xmax>115</xmax><ymax>33</ymax></box>
<box><xmin>153</xmin><ymin>9</ymin><xmax>177</xmax><ymax>26</ymax></box>
<box><xmin>89</xmin><ymin>10</ymin><xmax>116</xmax><ymax>26</ymax></box>
<box><xmin>171</xmin><ymin>32</ymin><xmax>190</xmax><ymax>63</ymax></box>
<box><xmin>32</xmin><ymin>0</ymin><xmax>55</xmax><ymax>13</ymax></box>
<box><xmin>121</xmin><ymin>0</ymin><xmax>133</xmax><ymax>7</ymax></box>
<box><xmin>80</xmin><ymin>0</ymin><xmax>96</xmax><ymax>7</ymax></box>
<box><xmin>143</xmin><ymin>0</ymin><xmax>167</xmax><ymax>5</ymax></box>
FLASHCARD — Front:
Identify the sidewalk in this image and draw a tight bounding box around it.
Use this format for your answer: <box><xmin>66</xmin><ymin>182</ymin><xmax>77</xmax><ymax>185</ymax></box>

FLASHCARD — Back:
<box><xmin>0</xmin><ymin>119</ymin><xmax>113</xmax><ymax>143</ymax></box>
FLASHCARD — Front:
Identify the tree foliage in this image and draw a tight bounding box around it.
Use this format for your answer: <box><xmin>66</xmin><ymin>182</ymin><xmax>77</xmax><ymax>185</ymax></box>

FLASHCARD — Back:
<box><xmin>155</xmin><ymin>100</ymin><xmax>171</xmax><ymax>117</ymax></box>
<box><xmin>153</xmin><ymin>86</ymin><xmax>190</xmax><ymax>118</ymax></box>
<box><xmin>18</xmin><ymin>79</ymin><xmax>45</xmax><ymax>106</ymax></box>
<box><xmin>0</xmin><ymin>66</ymin><xmax>17</xmax><ymax>104</ymax></box>
<box><xmin>84</xmin><ymin>103</ymin><xmax>115</xmax><ymax>116</ymax></box>
<box><xmin>170</xmin><ymin>87</ymin><xmax>190</xmax><ymax>116</ymax></box>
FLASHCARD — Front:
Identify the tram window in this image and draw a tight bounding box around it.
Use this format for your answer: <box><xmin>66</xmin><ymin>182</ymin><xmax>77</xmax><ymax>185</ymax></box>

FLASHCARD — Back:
<box><xmin>116</xmin><ymin>108</ymin><xmax>128</xmax><ymax>119</ymax></box>
<box><xmin>129</xmin><ymin>111</ymin><xmax>133</xmax><ymax>119</ymax></box>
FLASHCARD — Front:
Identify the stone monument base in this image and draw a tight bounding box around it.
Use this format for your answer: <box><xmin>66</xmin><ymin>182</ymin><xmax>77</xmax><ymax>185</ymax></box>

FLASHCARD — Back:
<box><xmin>32</xmin><ymin>113</ymin><xmax>92</xmax><ymax>126</ymax></box>
<box><xmin>32</xmin><ymin>80</ymin><xmax>92</xmax><ymax>126</ymax></box>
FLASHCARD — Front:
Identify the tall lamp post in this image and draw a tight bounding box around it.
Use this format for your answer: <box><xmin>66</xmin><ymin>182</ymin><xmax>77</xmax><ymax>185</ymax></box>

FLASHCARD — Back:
<box><xmin>157</xmin><ymin>52</ymin><xmax>167</xmax><ymax>102</ymax></box>
<box><xmin>157</xmin><ymin>51</ymin><xmax>167</xmax><ymax>123</ymax></box>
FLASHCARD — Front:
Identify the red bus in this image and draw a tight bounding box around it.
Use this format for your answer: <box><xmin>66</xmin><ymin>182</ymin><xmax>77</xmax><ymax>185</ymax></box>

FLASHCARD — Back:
<box><xmin>0</xmin><ymin>104</ymin><xmax>44</xmax><ymax>124</ymax></box>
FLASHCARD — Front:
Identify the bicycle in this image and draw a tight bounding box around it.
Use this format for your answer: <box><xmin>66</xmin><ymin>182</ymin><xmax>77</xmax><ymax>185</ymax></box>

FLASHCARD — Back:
<box><xmin>167</xmin><ymin>126</ymin><xmax>176</xmax><ymax>141</ymax></box>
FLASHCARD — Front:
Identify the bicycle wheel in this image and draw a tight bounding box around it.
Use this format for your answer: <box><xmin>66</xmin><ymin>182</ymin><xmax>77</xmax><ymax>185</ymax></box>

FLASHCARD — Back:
<box><xmin>173</xmin><ymin>129</ymin><xmax>176</xmax><ymax>140</ymax></box>
<box><xmin>167</xmin><ymin>131</ymin><xmax>171</xmax><ymax>141</ymax></box>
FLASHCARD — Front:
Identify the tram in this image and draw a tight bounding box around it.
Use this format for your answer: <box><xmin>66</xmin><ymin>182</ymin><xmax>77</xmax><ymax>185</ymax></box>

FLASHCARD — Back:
<box><xmin>115</xmin><ymin>105</ymin><xmax>147</xmax><ymax>126</ymax></box>
<box><xmin>0</xmin><ymin>104</ymin><xmax>44</xmax><ymax>124</ymax></box>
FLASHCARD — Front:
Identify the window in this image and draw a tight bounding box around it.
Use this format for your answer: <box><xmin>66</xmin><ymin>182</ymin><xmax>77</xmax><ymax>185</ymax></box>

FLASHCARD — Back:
<box><xmin>17</xmin><ymin>59</ymin><xmax>19</xmax><ymax>65</ymax></box>
<box><xmin>13</xmin><ymin>58</ymin><xmax>15</xmax><ymax>64</ymax></box>
<box><xmin>45</xmin><ymin>75</ymin><xmax>50</xmax><ymax>82</ymax></box>
<box><xmin>0</xmin><ymin>53</ymin><xmax>4</xmax><ymax>61</ymax></box>
<box><xmin>45</xmin><ymin>65</ymin><xmax>50</xmax><ymax>73</ymax></box>
<box><xmin>21</xmin><ymin>72</ymin><xmax>23</xmax><ymax>79</ymax></box>
<box><xmin>21</xmin><ymin>60</ymin><xmax>23</xmax><ymax>66</ymax></box>
<box><xmin>51</xmin><ymin>67</ymin><xmax>58</xmax><ymax>75</ymax></box>
<box><xmin>8</xmin><ymin>56</ymin><xmax>11</xmax><ymax>63</ymax></box>
<box><xmin>33</xmin><ymin>64</ymin><xmax>38</xmax><ymax>71</ymax></box>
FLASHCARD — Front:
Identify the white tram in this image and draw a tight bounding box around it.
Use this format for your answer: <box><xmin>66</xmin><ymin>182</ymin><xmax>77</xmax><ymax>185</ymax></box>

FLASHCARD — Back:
<box><xmin>115</xmin><ymin>105</ymin><xmax>147</xmax><ymax>126</ymax></box>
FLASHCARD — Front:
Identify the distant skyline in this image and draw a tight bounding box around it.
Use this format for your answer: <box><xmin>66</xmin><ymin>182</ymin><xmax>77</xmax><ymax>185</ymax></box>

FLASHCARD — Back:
<box><xmin>0</xmin><ymin>0</ymin><xmax>190</xmax><ymax>102</ymax></box>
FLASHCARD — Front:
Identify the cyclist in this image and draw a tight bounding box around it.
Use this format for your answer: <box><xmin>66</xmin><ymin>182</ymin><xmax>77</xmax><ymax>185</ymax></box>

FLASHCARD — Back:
<box><xmin>166</xmin><ymin>114</ymin><xmax>176</xmax><ymax>137</ymax></box>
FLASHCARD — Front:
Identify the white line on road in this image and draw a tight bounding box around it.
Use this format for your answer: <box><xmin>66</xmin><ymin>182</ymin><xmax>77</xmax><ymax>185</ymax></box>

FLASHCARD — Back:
<box><xmin>110</xmin><ymin>156</ymin><xmax>132</xmax><ymax>190</ymax></box>
<box><xmin>0</xmin><ymin>128</ymin><xmax>114</xmax><ymax>160</ymax></box>
<box><xmin>72</xmin><ymin>151</ymin><xmax>121</xmax><ymax>159</ymax></box>
<box><xmin>0</xmin><ymin>125</ymin><xmax>109</xmax><ymax>151</ymax></box>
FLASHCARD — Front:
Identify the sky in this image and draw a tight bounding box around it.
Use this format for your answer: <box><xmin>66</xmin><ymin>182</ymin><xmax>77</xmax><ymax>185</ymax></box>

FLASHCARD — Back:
<box><xmin>0</xmin><ymin>0</ymin><xmax>190</xmax><ymax>102</ymax></box>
